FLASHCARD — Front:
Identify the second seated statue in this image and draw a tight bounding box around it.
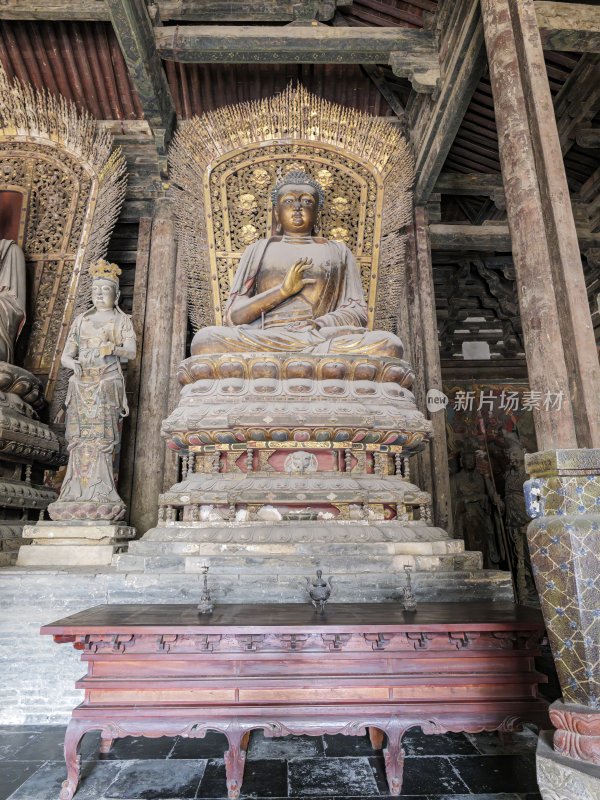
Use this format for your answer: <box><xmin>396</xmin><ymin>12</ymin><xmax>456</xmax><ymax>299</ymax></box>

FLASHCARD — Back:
<box><xmin>191</xmin><ymin>171</ymin><xmax>403</xmax><ymax>359</ymax></box>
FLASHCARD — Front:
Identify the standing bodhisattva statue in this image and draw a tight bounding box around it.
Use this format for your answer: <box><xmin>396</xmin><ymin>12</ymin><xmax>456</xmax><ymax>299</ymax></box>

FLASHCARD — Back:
<box><xmin>48</xmin><ymin>260</ymin><xmax>136</xmax><ymax>522</ymax></box>
<box><xmin>0</xmin><ymin>239</ymin><xmax>26</xmax><ymax>364</ymax></box>
<box><xmin>191</xmin><ymin>171</ymin><xmax>403</xmax><ymax>358</ymax></box>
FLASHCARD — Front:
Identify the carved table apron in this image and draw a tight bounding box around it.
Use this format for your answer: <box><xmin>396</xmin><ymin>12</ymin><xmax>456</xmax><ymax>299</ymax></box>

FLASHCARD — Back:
<box><xmin>41</xmin><ymin>602</ymin><xmax>550</xmax><ymax>799</ymax></box>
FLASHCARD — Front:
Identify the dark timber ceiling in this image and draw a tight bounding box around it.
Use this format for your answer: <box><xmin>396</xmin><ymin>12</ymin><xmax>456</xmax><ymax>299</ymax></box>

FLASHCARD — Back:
<box><xmin>0</xmin><ymin>2</ymin><xmax>597</xmax><ymax>362</ymax></box>
<box><xmin>0</xmin><ymin>8</ymin><xmax>595</xmax><ymax>192</ymax></box>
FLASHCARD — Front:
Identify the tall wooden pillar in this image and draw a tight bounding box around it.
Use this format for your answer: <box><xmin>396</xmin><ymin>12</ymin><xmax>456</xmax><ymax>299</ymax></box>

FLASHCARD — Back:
<box><xmin>129</xmin><ymin>199</ymin><xmax>178</xmax><ymax>534</ymax></box>
<box><xmin>405</xmin><ymin>209</ymin><xmax>452</xmax><ymax>530</ymax></box>
<box><xmin>480</xmin><ymin>0</ymin><xmax>600</xmax><ymax>451</ymax></box>
<box><xmin>482</xmin><ymin>2</ymin><xmax>600</xmax><ymax>788</ymax></box>
<box><xmin>414</xmin><ymin>208</ymin><xmax>452</xmax><ymax>531</ymax></box>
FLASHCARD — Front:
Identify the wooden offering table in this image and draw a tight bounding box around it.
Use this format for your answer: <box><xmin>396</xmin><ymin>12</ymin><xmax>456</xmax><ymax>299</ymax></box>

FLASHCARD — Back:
<box><xmin>42</xmin><ymin>603</ymin><xmax>550</xmax><ymax>800</ymax></box>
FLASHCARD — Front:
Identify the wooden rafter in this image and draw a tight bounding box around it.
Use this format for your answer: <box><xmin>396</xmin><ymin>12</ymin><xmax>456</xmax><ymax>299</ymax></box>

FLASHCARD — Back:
<box><xmin>412</xmin><ymin>0</ymin><xmax>487</xmax><ymax>203</ymax></box>
<box><xmin>105</xmin><ymin>0</ymin><xmax>176</xmax><ymax>151</ymax></box>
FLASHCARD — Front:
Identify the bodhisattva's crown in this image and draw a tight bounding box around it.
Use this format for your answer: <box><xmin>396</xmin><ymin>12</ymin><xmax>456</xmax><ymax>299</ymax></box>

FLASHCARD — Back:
<box><xmin>89</xmin><ymin>259</ymin><xmax>121</xmax><ymax>286</ymax></box>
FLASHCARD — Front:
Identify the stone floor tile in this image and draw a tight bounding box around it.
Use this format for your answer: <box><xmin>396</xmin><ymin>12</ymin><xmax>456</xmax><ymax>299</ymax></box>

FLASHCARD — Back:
<box><xmin>448</xmin><ymin>755</ymin><xmax>538</xmax><ymax>794</ymax></box>
<box><xmin>430</xmin><ymin>794</ymin><xmax>522</xmax><ymax>799</ymax></box>
<box><xmin>402</xmin><ymin>729</ymin><xmax>479</xmax><ymax>757</ymax></box>
<box><xmin>0</xmin><ymin>728</ymin><xmax>43</xmax><ymax>735</ymax></box>
<box><xmin>322</xmin><ymin>733</ymin><xmax>375</xmax><ymax>757</ymax></box>
<box><xmin>0</xmin><ymin>762</ymin><xmax>44</xmax><ymax>800</ymax></box>
<box><xmin>98</xmin><ymin>736</ymin><xmax>177</xmax><ymax>760</ymax></box>
<box><xmin>169</xmin><ymin>732</ymin><xmax>229</xmax><ymax>759</ymax></box>
<box><xmin>197</xmin><ymin>757</ymin><xmax>288</xmax><ymax>798</ymax></box>
<box><xmin>399</xmin><ymin>756</ymin><xmax>470</xmax><ymax>795</ymax></box>
<box><xmin>6</xmin><ymin>759</ymin><xmax>123</xmax><ymax>800</ymax></box>
<box><xmin>465</xmin><ymin>729</ymin><xmax>538</xmax><ymax>756</ymax></box>
<box><xmin>0</xmin><ymin>732</ymin><xmax>40</xmax><ymax>761</ymax></box>
<box><xmin>248</xmin><ymin>732</ymin><xmax>324</xmax><ymax>760</ymax></box>
<box><xmin>288</xmin><ymin>756</ymin><xmax>378</xmax><ymax>797</ymax></box>
<box><xmin>6</xmin><ymin>727</ymin><xmax>66</xmax><ymax>761</ymax></box>
<box><xmin>104</xmin><ymin>759</ymin><xmax>206</xmax><ymax>799</ymax></box>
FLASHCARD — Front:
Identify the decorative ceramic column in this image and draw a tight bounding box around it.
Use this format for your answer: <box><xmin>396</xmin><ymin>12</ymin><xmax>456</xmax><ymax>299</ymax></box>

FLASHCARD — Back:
<box><xmin>480</xmin><ymin>0</ymin><xmax>600</xmax><ymax>796</ymax></box>
<box><xmin>525</xmin><ymin>451</ymin><xmax>600</xmax><ymax>798</ymax></box>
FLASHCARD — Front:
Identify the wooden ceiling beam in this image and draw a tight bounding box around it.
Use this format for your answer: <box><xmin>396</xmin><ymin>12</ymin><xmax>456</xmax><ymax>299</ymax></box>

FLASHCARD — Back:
<box><xmin>434</xmin><ymin>173</ymin><xmax>505</xmax><ymax>207</ymax></box>
<box><xmin>535</xmin><ymin>1</ymin><xmax>600</xmax><ymax>52</ymax></box>
<box><xmin>0</xmin><ymin>0</ymin><xmax>352</xmax><ymax>22</ymax></box>
<box><xmin>430</xmin><ymin>223</ymin><xmax>600</xmax><ymax>251</ymax></box>
<box><xmin>0</xmin><ymin>1</ymin><xmax>109</xmax><ymax>20</ymax></box>
<box><xmin>412</xmin><ymin>0</ymin><xmax>487</xmax><ymax>203</ymax></box>
<box><xmin>553</xmin><ymin>54</ymin><xmax>600</xmax><ymax>155</ymax></box>
<box><xmin>575</xmin><ymin>128</ymin><xmax>600</xmax><ymax>149</ymax></box>
<box><xmin>154</xmin><ymin>24</ymin><xmax>440</xmax><ymax>93</ymax></box>
<box><xmin>105</xmin><ymin>0</ymin><xmax>176</xmax><ymax>152</ymax></box>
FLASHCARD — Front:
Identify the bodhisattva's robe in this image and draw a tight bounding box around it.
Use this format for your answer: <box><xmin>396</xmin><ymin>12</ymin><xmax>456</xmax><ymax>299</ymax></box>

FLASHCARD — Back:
<box><xmin>0</xmin><ymin>239</ymin><xmax>26</xmax><ymax>364</ymax></box>
<box><xmin>191</xmin><ymin>237</ymin><xmax>403</xmax><ymax>358</ymax></box>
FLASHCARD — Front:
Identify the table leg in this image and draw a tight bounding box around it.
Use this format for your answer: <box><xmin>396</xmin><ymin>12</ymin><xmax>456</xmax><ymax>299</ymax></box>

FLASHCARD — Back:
<box><xmin>60</xmin><ymin>719</ymin><xmax>94</xmax><ymax>800</ymax></box>
<box><xmin>383</xmin><ymin>722</ymin><xmax>406</xmax><ymax>796</ymax></box>
<box><xmin>368</xmin><ymin>727</ymin><xmax>385</xmax><ymax>750</ymax></box>
<box><xmin>224</xmin><ymin>728</ymin><xmax>249</xmax><ymax>800</ymax></box>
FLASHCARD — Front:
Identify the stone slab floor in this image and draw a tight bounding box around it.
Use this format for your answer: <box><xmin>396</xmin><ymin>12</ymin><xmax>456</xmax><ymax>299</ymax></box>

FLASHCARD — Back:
<box><xmin>0</xmin><ymin>724</ymin><xmax>543</xmax><ymax>800</ymax></box>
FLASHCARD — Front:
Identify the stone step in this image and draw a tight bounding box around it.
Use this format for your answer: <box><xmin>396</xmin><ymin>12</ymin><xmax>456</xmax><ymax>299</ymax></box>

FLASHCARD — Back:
<box><xmin>127</xmin><ymin>538</ymin><xmax>465</xmax><ymax>557</ymax></box>
<box><xmin>114</xmin><ymin>550</ymin><xmax>483</xmax><ymax>574</ymax></box>
<box><xmin>108</xmin><ymin>562</ymin><xmax>513</xmax><ymax>603</ymax></box>
<box><xmin>137</xmin><ymin>521</ymin><xmax>452</xmax><ymax>544</ymax></box>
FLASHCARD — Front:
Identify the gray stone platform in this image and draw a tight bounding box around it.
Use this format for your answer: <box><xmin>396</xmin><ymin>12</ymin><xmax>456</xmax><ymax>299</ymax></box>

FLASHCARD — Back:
<box><xmin>114</xmin><ymin>520</ymin><xmax>512</xmax><ymax>603</ymax></box>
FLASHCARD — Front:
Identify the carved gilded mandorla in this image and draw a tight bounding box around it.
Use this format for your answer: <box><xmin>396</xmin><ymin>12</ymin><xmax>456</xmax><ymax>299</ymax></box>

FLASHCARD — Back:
<box><xmin>169</xmin><ymin>84</ymin><xmax>413</xmax><ymax>336</ymax></box>
<box><xmin>0</xmin><ymin>66</ymin><xmax>126</xmax><ymax>417</ymax></box>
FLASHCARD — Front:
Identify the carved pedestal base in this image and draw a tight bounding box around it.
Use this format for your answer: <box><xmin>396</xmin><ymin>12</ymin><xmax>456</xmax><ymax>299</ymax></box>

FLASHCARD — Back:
<box><xmin>537</xmin><ymin>730</ymin><xmax>600</xmax><ymax>800</ymax></box>
<box><xmin>17</xmin><ymin>522</ymin><xmax>135</xmax><ymax>566</ymax></box>
<box><xmin>550</xmin><ymin>700</ymin><xmax>600</xmax><ymax>766</ymax></box>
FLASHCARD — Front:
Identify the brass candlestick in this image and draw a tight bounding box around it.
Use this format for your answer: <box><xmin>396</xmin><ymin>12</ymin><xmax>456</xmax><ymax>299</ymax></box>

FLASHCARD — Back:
<box><xmin>198</xmin><ymin>565</ymin><xmax>214</xmax><ymax>614</ymax></box>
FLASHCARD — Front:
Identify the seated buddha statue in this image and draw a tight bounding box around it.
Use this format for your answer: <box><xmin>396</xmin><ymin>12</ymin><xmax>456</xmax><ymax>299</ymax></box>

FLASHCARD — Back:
<box><xmin>191</xmin><ymin>171</ymin><xmax>403</xmax><ymax>359</ymax></box>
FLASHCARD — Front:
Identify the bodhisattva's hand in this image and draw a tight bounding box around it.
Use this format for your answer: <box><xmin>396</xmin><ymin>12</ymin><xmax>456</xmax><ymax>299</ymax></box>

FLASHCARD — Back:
<box><xmin>64</xmin><ymin>358</ymin><xmax>82</xmax><ymax>378</ymax></box>
<box><xmin>280</xmin><ymin>258</ymin><xmax>316</xmax><ymax>298</ymax></box>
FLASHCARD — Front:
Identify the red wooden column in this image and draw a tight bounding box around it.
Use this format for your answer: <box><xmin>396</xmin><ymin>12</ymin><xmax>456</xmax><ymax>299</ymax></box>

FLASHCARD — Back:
<box><xmin>480</xmin><ymin>0</ymin><xmax>600</xmax><ymax>451</ymax></box>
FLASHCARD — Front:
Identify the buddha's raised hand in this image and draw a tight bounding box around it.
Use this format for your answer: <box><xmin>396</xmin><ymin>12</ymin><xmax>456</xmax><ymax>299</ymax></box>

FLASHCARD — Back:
<box><xmin>281</xmin><ymin>258</ymin><xmax>316</xmax><ymax>297</ymax></box>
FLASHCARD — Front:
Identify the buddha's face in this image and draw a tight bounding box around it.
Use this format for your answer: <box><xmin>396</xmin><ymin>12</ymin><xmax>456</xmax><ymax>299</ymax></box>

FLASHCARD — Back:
<box><xmin>92</xmin><ymin>279</ymin><xmax>118</xmax><ymax>311</ymax></box>
<box><xmin>274</xmin><ymin>183</ymin><xmax>318</xmax><ymax>236</ymax></box>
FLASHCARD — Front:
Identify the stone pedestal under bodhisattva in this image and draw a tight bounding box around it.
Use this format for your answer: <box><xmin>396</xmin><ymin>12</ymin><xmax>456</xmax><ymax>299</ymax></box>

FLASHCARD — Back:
<box><xmin>116</xmin><ymin>352</ymin><xmax>513</xmax><ymax>603</ymax></box>
<box><xmin>525</xmin><ymin>449</ymin><xmax>600</xmax><ymax>798</ymax></box>
<box><xmin>18</xmin><ymin>521</ymin><xmax>135</xmax><ymax>566</ymax></box>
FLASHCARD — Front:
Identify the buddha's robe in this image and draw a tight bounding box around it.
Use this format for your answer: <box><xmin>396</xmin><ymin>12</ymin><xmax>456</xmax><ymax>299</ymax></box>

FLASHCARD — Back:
<box><xmin>191</xmin><ymin>236</ymin><xmax>403</xmax><ymax>358</ymax></box>
<box><xmin>0</xmin><ymin>239</ymin><xmax>26</xmax><ymax>364</ymax></box>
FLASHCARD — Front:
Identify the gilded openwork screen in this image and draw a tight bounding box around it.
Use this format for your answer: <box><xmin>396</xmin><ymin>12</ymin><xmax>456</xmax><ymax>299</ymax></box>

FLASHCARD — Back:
<box><xmin>0</xmin><ymin>68</ymin><xmax>126</xmax><ymax>410</ymax></box>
